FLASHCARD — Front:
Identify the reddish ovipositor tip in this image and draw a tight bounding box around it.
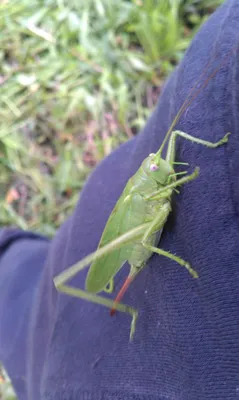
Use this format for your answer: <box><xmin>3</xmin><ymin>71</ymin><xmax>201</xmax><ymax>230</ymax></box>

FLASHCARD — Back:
<box><xmin>110</xmin><ymin>275</ymin><xmax>134</xmax><ymax>316</ymax></box>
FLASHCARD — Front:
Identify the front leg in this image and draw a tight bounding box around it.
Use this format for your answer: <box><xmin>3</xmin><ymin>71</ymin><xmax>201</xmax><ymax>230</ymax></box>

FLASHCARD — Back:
<box><xmin>166</xmin><ymin>130</ymin><xmax>230</xmax><ymax>165</ymax></box>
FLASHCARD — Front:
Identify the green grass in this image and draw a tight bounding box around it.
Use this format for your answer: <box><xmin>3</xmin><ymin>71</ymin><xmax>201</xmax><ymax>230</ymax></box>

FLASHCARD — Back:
<box><xmin>0</xmin><ymin>0</ymin><xmax>223</xmax><ymax>396</ymax></box>
<box><xmin>0</xmin><ymin>0</ymin><xmax>223</xmax><ymax>237</ymax></box>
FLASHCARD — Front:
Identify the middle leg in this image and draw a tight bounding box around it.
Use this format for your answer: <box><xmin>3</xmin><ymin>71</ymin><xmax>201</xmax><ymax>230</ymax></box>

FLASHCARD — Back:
<box><xmin>146</xmin><ymin>167</ymin><xmax>199</xmax><ymax>200</ymax></box>
<box><xmin>141</xmin><ymin>206</ymin><xmax>198</xmax><ymax>278</ymax></box>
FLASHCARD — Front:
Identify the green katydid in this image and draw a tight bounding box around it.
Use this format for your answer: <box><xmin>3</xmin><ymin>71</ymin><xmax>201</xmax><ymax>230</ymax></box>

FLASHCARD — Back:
<box><xmin>53</xmin><ymin>52</ymin><xmax>231</xmax><ymax>341</ymax></box>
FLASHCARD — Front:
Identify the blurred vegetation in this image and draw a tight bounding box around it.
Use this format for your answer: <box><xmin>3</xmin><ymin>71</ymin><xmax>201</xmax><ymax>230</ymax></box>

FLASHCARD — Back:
<box><xmin>0</xmin><ymin>0</ymin><xmax>224</xmax><ymax>399</ymax></box>
<box><xmin>0</xmin><ymin>0</ymin><xmax>223</xmax><ymax>237</ymax></box>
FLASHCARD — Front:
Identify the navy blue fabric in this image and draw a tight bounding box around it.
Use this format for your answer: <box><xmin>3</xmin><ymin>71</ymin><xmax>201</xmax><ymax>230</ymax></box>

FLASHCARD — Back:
<box><xmin>1</xmin><ymin>1</ymin><xmax>239</xmax><ymax>399</ymax></box>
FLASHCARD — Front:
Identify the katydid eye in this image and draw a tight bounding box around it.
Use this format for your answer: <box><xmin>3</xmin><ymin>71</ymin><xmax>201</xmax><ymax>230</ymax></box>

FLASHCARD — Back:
<box><xmin>150</xmin><ymin>163</ymin><xmax>159</xmax><ymax>172</ymax></box>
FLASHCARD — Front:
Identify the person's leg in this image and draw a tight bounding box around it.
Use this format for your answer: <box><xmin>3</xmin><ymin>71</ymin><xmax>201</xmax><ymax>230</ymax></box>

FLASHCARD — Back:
<box><xmin>0</xmin><ymin>228</ymin><xmax>49</xmax><ymax>399</ymax></box>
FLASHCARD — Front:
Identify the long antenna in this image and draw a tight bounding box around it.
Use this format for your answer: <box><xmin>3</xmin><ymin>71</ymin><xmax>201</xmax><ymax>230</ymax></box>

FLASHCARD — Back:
<box><xmin>156</xmin><ymin>46</ymin><xmax>235</xmax><ymax>158</ymax></box>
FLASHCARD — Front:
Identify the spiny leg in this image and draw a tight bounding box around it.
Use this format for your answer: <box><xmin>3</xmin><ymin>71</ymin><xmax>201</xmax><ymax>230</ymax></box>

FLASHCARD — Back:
<box><xmin>141</xmin><ymin>204</ymin><xmax>198</xmax><ymax>278</ymax></box>
<box><xmin>166</xmin><ymin>130</ymin><xmax>230</xmax><ymax>164</ymax></box>
<box><xmin>54</xmin><ymin>280</ymin><xmax>138</xmax><ymax>340</ymax></box>
<box><xmin>53</xmin><ymin>224</ymin><xmax>151</xmax><ymax>341</ymax></box>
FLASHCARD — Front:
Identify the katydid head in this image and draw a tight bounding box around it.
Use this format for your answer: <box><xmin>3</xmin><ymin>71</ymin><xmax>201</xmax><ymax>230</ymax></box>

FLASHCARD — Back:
<box><xmin>143</xmin><ymin>153</ymin><xmax>174</xmax><ymax>185</ymax></box>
